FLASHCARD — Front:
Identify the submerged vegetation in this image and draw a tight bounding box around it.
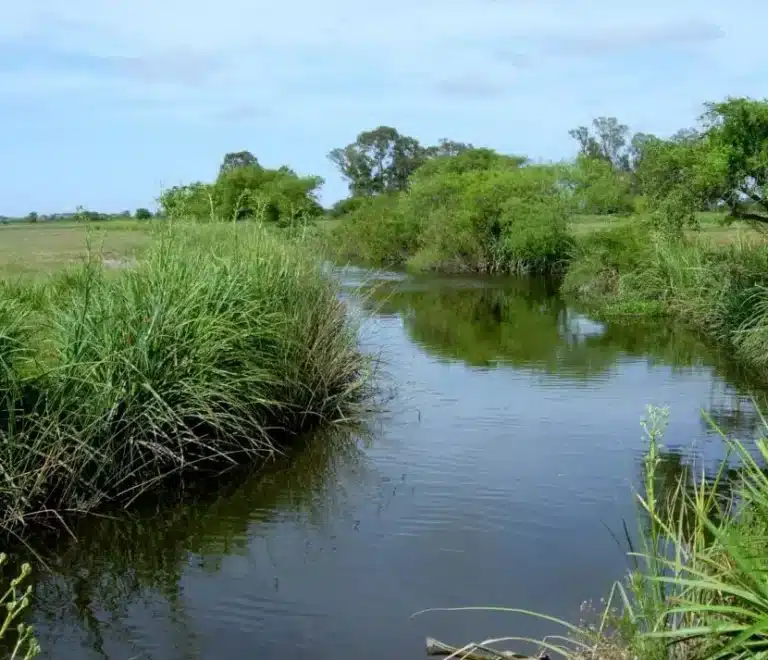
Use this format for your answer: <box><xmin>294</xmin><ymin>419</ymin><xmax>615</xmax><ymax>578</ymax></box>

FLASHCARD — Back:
<box><xmin>0</xmin><ymin>220</ymin><xmax>369</xmax><ymax>535</ymax></box>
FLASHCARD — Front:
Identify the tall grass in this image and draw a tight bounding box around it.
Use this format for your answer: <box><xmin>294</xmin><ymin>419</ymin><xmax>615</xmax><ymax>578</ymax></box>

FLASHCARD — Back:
<box><xmin>0</xmin><ymin>222</ymin><xmax>370</xmax><ymax>534</ymax></box>
<box><xmin>563</xmin><ymin>223</ymin><xmax>768</xmax><ymax>377</ymax></box>
<box><xmin>421</xmin><ymin>406</ymin><xmax>768</xmax><ymax>660</ymax></box>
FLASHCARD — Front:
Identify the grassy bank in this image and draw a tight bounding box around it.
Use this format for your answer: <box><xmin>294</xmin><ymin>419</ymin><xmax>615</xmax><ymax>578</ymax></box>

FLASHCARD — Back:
<box><xmin>562</xmin><ymin>220</ymin><xmax>768</xmax><ymax>373</ymax></box>
<box><xmin>0</xmin><ymin>221</ymin><xmax>369</xmax><ymax>535</ymax></box>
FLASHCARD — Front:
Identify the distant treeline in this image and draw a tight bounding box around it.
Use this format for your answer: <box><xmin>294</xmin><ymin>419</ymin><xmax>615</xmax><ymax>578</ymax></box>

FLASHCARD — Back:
<box><xmin>0</xmin><ymin>207</ymin><xmax>154</xmax><ymax>224</ymax></box>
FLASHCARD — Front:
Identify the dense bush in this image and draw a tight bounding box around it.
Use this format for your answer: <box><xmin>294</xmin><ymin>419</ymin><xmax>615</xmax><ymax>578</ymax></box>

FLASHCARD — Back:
<box><xmin>159</xmin><ymin>164</ymin><xmax>323</xmax><ymax>226</ymax></box>
<box><xmin>331</xmin><ymin>154</ymin><xmax>574</xmax><ymax>274</ymax></box>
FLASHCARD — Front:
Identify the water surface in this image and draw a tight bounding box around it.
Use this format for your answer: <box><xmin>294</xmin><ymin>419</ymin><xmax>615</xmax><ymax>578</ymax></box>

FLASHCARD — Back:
<box><xmin>27</xmin><ymin>269</ymin><xmax>765</xmax><ymax>659</ymax></box>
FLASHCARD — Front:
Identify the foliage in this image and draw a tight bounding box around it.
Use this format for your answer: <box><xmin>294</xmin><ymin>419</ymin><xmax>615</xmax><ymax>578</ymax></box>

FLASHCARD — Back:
<box><xmin>213</xmin><ymin>164</ymin><xmax>323</xmax><ymax>225</ymax></box>
<box><xmin>702</xmin><ymin>97</ymin><xmax>768</xmax><ymax>222</ymax></box>
<box><xmin>134</xmin><ymin>208</ymin><xmax>152</xmax><ymax>220</ymax></box>
<box><xmin>563</xmin><ymin>222</ymin><xmax>768</xmax><ymax>374</ymax></box>
<box><xmin>0</xmin><ymin>223</ymin><xmax>370</xmax><ymax>535</ymax></box>
<box><xmin>569</xmin><ymin>116</ymin><xmax>634</xmax><ymax>171</ymax></box>
<box><xmin>0</xmin><ymin>554</ymin><xmax>39</xmax><ymax>659</ymax></box>
<box><xmin>219</xmin><ymin>150</ymin><xmax>259</xmax><ymax>176</ymax></box>
<box><xmin>406</xmin><ymin>164</ymin><xmax>574</xmax><ymax>273</ymax></box>
<box><xmin>327</xmin><ymin>196</ymin><xmax>366</xmax><ymax>218</ymax></box>
<box><xmin>566</xmin><ymin>154</ymin><xmax>635</xmax><ymax>215</ymax></box>
<box><xmin>158</xmin><ymin>156</ymin><xmax>323</xmax><ymax>226</ymax></box>
<box><xmin>331</xmin><ymin>193</ymin><xmax>418</xmax><ymax>267</ymax></box>
<box><xmin>331</xmin><ymin>158</ymin><xmax>574</xmax><ymax>274</ymax></box>
<box><xmin>158</xmin><ymin>182</ymin><xmax>215</xmax><ymax>220</ymax></box>
<box><xmin>328</xmin><ymin>126</ymin><xmax>430</xmax><ymax>196</ymax></box>
<box><xmin>410</xmin><ymin>147</ymin><xmax>527</xmax><ymax>182</ymax></box>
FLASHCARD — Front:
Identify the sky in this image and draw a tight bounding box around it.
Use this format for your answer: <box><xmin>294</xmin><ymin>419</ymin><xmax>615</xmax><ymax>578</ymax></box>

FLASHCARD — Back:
<box><xmin>1</xmin><ymin>0</ymin><xmax>767</xmax><ymax>216</ymax></box>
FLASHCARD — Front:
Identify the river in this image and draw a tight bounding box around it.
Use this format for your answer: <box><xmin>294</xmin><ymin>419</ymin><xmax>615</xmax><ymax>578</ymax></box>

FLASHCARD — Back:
<box><xmin>25</xmin><ymin>268</ymin><xmax>766</xmax><ymax>659</ymax></box>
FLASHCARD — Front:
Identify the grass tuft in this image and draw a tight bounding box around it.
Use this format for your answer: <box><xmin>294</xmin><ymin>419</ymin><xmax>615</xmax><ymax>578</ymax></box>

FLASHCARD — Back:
<box><xmin>0</xmin><ymin>221</ymin><xmax>371</xmax><ymax>535</ymax></box>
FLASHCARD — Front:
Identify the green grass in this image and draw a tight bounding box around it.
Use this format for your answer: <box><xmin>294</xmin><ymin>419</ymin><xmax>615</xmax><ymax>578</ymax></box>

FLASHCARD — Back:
<box><xmin>561</xmin><ymin>220</ymin><xmax>768</xmax><ymax>378</ymax></box>
<box><xmin>0</xmin><ymin>221</ymin><xmax>152</xmax><ymax>277</ymax></box>
<box><xmin>0</xmin><ymin>220</ymin><xmax>370</xmax><ymax>535</ymax></box>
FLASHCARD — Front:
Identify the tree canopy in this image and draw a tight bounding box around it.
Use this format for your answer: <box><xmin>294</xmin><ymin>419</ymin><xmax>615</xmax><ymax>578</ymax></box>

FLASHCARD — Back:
<box><xmin>158</xmin><ymin>151</ymin><xmax>323</xmax><ymax>224</ymax></box>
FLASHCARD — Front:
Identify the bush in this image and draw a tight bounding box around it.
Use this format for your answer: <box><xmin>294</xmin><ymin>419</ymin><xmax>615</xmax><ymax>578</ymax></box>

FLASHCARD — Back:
<box><xmin>330</xmin><ymin>194</ymin><xmax>420</xmax><ymax>267</ymax></box>
<box><xmin>331</xmin><ymin>163</ymin><xmax>574</xmax><ymax>274</ymax></box>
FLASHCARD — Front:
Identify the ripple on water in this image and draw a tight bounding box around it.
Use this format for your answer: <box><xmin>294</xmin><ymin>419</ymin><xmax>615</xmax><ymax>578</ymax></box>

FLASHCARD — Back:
<box><xmin>29</xmin><ymin>273</ymin><xmax>766</xmax><ymax>660</ymax></box>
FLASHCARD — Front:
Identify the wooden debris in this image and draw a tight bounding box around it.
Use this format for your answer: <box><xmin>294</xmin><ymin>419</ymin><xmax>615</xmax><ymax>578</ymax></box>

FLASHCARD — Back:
<box><xmin>425</xmin><ymin>637</ymin><xmax>551</xmax><ymax>660</ymax></box>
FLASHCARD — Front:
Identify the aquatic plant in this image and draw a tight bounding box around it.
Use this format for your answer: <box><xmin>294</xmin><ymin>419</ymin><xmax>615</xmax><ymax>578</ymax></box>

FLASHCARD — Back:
<box><xmin>0</xmin><ymin>554</ymin><xmax>39</xmax><ymax>659</ymax></box>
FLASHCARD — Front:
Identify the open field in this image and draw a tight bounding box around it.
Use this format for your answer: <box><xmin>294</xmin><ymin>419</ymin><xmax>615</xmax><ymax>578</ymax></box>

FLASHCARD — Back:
<box><xmin>0</xmin><ymin>220</ymin><xmax>152</xmax><ymax>276</ymax></box>
<box><xmin>570</xmin><ymin>211</ymin><xmax>768</xmax><ymax>244</ymax></box>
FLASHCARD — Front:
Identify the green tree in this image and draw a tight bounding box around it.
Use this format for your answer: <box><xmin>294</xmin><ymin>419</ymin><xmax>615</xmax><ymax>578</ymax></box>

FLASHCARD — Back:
<box><xmin>219</xmin><ymin>151</ymin><xmax>260</xmax><ymax>176</ymax></box>
<box><xmin>214</xmin><ymin>165</ymin><xmax>323</xmax><ymax>224</ymax></box>
<box><xmin>570</xmin><ymin>117</ymin><xmax>632</xmax><ymax>171</ymax></box>
<box><xmin>567</xmin><ymin>154</ymin><xmax>634</xmax><ymax>215</ymax></box>
<box><xmin>135</xmin><ymin>208</ymin><xmax>152</xmax><ymax>220</ymax></box>
<box><xmin>634</xmin><ymin>129</ymin><xmax>725</xmax><ymax>231</ymax></box>
<box><xmin>26</xmin><ymin>212</ymin><xmax>38</xmax><ymax>223</ymax></box>
<box><xmin>158</xmin><ymin>182</ymin><xmax>215</xmax><ymax>220</ymax></box>
<box><xmin>412</xmin><ymin>147</ymin><xmax>527</xmax><ymax>182</ymax></box>
<box><xmin>425</xmin><ymin>139</ymin><xmax>474</xmax><ymax>158</ymax></box>
<box><xmin>702</xmin><ymin>97</ymin><xmax>768</xmax><ymax>223</ymax></box>
<box><xmin>328</xmin><ymin>126</ymin><xmax>429</xmax><ymax>196</ymax></box>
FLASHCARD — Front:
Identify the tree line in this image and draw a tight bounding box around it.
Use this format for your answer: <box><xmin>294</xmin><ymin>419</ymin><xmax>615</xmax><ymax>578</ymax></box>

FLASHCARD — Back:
<box><xmin>9</xmin><ymin>95</ymin><xmax>768</xmax><ymax>230</ymax></box>
<box><xmin>327</xmin><ymin>96</ymin><xmax>768</xmax><ymax>231</ymax></box>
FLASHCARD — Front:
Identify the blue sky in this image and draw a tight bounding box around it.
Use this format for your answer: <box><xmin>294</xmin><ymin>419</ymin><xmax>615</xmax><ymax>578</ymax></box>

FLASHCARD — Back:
<box><xmin>0</xmin><ymin>0</ymin><xmax>765</xmax><ymax>215</ymax></box>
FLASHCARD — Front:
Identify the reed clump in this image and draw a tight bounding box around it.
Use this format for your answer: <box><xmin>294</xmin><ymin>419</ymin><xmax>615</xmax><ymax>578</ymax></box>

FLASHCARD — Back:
<box><xmin>563</xmin><ymin>223</ymin><xmax>768</xmax><ymax>375</ymax></box>
<box><xmin>0</xmin><ymin>222</ymin><xmax>370</xmax><ymax>534</ymax></box>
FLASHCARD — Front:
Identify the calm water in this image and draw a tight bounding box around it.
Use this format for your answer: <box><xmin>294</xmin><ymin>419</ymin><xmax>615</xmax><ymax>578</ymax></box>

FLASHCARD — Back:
<box><xmin>25</xmin><ymin>269</ymin><xmax>767</xmax><ymax>659</ymax></box>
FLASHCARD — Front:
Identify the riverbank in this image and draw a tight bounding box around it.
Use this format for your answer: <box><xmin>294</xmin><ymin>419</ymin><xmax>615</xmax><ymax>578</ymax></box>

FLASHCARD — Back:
<box><xmin>0</xmin><ymin>221</ymin><xmax>370</xmax><ymax>536</ymax></box>
<box><xmin>562</xmin><ymin>221</ymin><xmax>768</xmax><ymax>374</ymax></box>
<box><xmin>328</xmin><ymin>207</ymin><xmax>768</xmax><ymax>377</ymax></box>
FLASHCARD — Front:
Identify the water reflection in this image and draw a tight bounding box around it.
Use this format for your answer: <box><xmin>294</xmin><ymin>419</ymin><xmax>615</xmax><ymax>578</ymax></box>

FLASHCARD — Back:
<box><xmin>30</xmin><ymin>426</ymin><xmax>373</xmax><ymax>659</ymax></box>
<box><xmin>20</xmin><ymin>271</ymin><xmax>768</xmax><ymax>660</ymax></box>
<box><xmin>361</xmin><ymin>274</ymin><xmax>768</xmax><ymax>394</ymax></box>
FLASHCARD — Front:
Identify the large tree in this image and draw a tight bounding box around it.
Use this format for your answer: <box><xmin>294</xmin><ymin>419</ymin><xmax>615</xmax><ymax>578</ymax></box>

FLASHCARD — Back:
<box><xmin>569</xmin><ymin>117</ymin><xmax>632</xmax><ymax>171</ymax></box>
<box><xmin>328</xmin><ymin>126</ymin><xmax>429</xmax><ymax>196</ymax></box>
<box><xmin>219</xmin><ymin>151</ymin><xmax>260</xmax><ymax>176</ymax></box>
<box><xmin>702</xmin><ymin>97</ymin><xmax>768</xmax><ymax>222</ymax></box>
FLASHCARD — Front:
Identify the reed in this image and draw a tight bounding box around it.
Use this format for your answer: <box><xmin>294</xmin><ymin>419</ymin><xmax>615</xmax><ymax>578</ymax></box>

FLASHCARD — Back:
<box><xmin>0</xmin><ymin>222</ymin><xmax>371</xmax><ymax>534</ymax></box>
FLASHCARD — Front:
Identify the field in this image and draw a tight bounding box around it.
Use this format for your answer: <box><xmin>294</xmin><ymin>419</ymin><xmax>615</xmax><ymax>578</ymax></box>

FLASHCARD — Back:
<box><xmin>1</xmin><ymin>212</ymin><xmax>762</xmax><ymax>280</ymax></box>
<box><xmin>570</xmin><ymin>211</ymin><xmax>767</xmax><ymax>244</ymax></box>
<box><xmin>0</xmin><ymin>220</ymin><xmax>152</xmax><ymax>276</ymax></box>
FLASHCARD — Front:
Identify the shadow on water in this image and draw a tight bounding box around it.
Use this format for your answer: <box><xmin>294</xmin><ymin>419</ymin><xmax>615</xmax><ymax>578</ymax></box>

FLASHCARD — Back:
<box><xmin>17</xmin><ymin>269</ymin><xmax>768</xmax><ymax>660</ymax></box>
<box><xmin>25</xmin><ymin>425</ymin><xmax>374</xmax><ymax>659</ymax></box>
